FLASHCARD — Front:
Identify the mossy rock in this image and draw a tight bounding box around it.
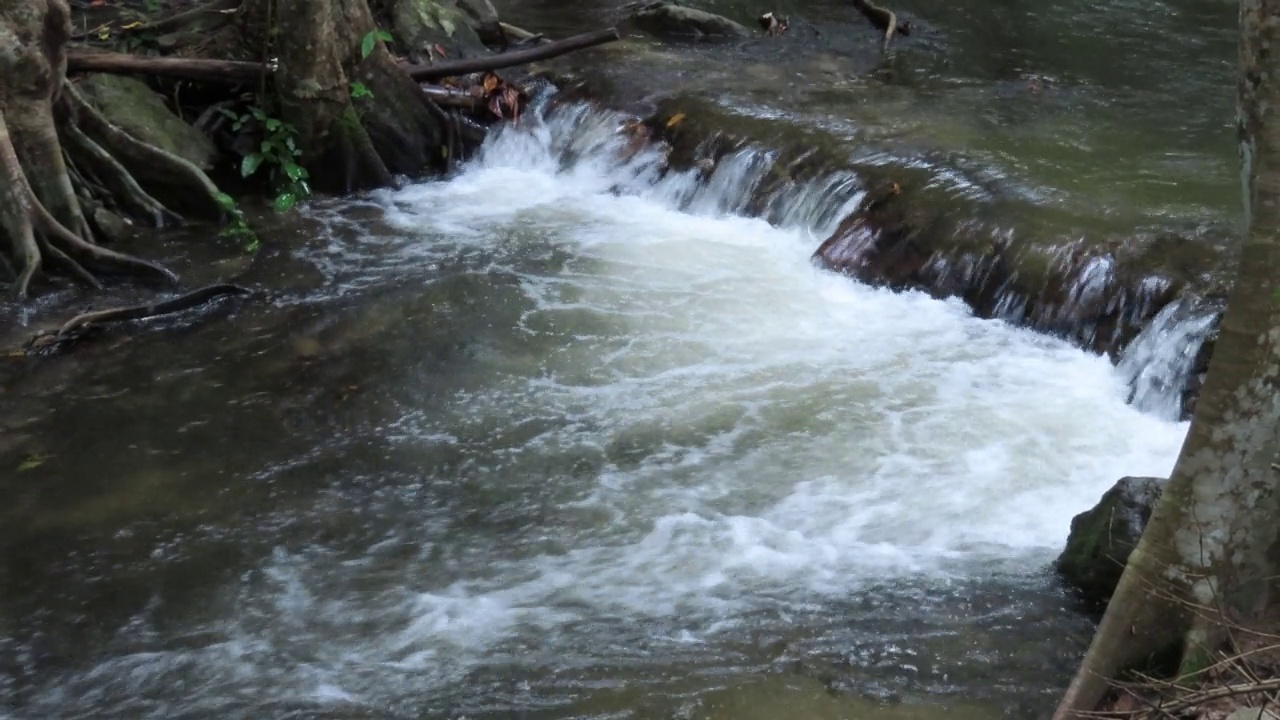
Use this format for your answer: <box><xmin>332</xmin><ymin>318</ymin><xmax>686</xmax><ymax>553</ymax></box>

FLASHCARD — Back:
<box><xmin>625</xmin><ymin>1</ymin><xmax>754</xmax><ymax>40</ymax></box>
<box><xmin>76</xmin><ymin>74</ymin><xmax>216</xmax><ymax>170</ymax></box>
<box><xmin>1056</xmin><ymin>476</ymin><xmax>1166</xmax><ymax>610</ymax></box>
<box><xmin>391</xmin><ymin>0</ymin><xmax>488</xmax><ymax>60</ymax></box>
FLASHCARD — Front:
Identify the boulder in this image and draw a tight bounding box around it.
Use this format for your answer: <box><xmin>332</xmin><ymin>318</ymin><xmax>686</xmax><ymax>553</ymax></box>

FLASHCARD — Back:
<box><xmin>76</xmin><ymin>74</ymin><xmax>216</xmax><ymax>170</ymax></box>
<box><xmin>625</xmin><ymin>1</ymin><xmax>754</xmax><ymax>40</ymax></box>
<box><xmin>1056</xmin><ymin>476</ymin><xmax>1167</xmax><ymax>609</ymax></box>
<box><xmin>391</xmin><ymin>0</ymin><xmax>491</xmax><ymax>61</ymax></box>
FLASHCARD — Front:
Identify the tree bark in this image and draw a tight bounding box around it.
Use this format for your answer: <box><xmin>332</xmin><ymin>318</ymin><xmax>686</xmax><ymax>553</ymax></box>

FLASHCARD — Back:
<box><xmin>259</xmin><ymin>0</ymin><xmax>460</xmax><ymax>193</ymax></box>
<box><xmin>1052</xmin><ymin>1</ymin><xmax>1280</xmax><ymax>716</ymax></box>
<box><xmin>1</xmin><ymin>0</ymin><xmax>220</xmax><ymax>298</ymax></box>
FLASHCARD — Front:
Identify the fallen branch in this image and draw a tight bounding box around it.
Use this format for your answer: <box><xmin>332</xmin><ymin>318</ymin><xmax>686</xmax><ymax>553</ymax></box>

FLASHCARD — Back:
<box><xmin>850</xmin><ymin>0</ymin><xmax>910</xmax><ymax>52</ymax></box>
<box><xmin>403</xmin><ymin>27</ymin><xmax>620</xmax><ymax>80</ymax></box>
<box><xmin>25</xmin><ymin>283</ymin><xmax>253</xmax><ymax>351</ymax></box>
<box><xmin>67</xmin><ymin>51</ymin><xmax>262</xmax><ymax>84</ymax></box>
<box><xmin>66</xmin><ymin>27</ymin><xmax>621</xmax><ymax>85</ymax></box>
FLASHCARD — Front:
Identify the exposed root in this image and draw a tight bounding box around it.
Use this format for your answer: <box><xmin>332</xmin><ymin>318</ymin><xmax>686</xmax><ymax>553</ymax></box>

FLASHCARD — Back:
<box><xmin>60</xmin><ymin>117</ymin><xmax>182</xmax><ymax>226</ymax></box>
<box><xmin>62</xmin><ymin>82</ymin><xmax>225</xmax><ymax>221</ymax></box>
<box><xmin>1</xmin><ymin>112</ymin><xmax>46</xmax><ymax>299</ymax></box>
<box><xmin>35</xmin><ymin>233</ymin><xmax>101</xmax><ymax>289</ymax></box>
<box><xmin>28</xmin><ymin>183</ymin><xmax>176</xmax><ymax>284</ymax></box>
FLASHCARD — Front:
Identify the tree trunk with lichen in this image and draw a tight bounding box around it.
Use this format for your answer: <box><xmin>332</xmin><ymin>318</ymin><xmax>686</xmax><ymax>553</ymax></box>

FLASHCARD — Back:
<box><xmin>1</xmin><ymin>0</ymin><xmax>224</xmax><ymax>299</ymax></box>
<box><xmin>1052</xmin><ymin>1</ymin><xmax>1280</xmax><ymax>717</ymax></box>
<box><xmin>247</xmin><ymin>0</ymin><xmax>453</xmax><ymax>193</ymax></box>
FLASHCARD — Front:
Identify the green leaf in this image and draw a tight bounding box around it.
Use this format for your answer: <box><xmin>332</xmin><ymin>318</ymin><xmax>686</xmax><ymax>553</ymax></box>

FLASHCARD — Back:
<box><xmin>361</xmin><ymin>31</ymin><xmax>378</xmax><ymax>59</ymax></box>
<box><xmin>214</xmin><ymin>191</ymin><xmax>237</xmax><ymax>210</ymax></box>
<box><xmin>350</xmin><ymin>81</ymin><xmax>373</xmax><ymax>100</ymax></box>
<box><xmin>376</xmin><ymin>30</ymin><xmax>393</xmax><ymax>42</ymax></box>
<box><xmin>241</xmin><ymin>153</ymin><xmax>265</xmax><ymax>178</ymax></box>
<box><xmin>265</xmin><ymin>118</ymin><xmax>282</xmax><ymax>131</ymax></box>
<box><xmin>283</xmin><ymin>162</ymin><xmax>305</xmax><ymax>181</ymax></box>
<box><xmin>273</xmin><ymin>192</ymin><xmax>298</xmax><ymax>212</ymax></box>
<box><xmin>17</xmin><ymin>453</ymin><xmax>49</xmax><ymax>472</ymax></box>
<box><xmin>261</xmin><ymin>140</ymin><xmax>274</xmax><ymax>153</ymax></box>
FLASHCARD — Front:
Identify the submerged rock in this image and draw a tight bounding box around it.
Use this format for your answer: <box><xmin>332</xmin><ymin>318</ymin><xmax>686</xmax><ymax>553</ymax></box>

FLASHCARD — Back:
<box><xmin>624</xmin><ymin>1</ymin><xmax>754</xmax><ymax>40</ymax></box>
<box><xmin>1056</xmin><ymin>476</ymin><xmax>1166</xmax><ymax>609</ymax></box>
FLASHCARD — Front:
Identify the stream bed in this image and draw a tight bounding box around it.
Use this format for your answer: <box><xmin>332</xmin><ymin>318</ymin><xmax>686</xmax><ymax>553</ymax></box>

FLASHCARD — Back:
<box><xmin>0</xmin><ymin>0</ymin><xmax>1240</xmax><ymax>718</ymax></box>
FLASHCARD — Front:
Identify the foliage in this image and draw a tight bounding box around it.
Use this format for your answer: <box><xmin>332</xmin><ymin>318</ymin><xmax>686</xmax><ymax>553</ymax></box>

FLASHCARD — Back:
<box><xmin>350</xmin><ymin>81</ymin><xmax>373</xmax><ymax>100</ymax></box>
<box><xmin>219</xmin><ymin>105</ymin><xmax>311</xmax><ymax>213</ymax></box>
<box><xmin>361</xmin><ymin>29</ymin><xmax>393</xmax><ymax>59</ymax></box>
<box><xmin>215</xmin><ymin>192</ymin><xmax>260</xmax><ymax>252</ymax></box>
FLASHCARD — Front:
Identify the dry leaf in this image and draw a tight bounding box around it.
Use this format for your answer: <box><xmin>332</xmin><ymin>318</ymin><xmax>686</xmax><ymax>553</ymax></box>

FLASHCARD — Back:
<box><xmin>665</xmin><ymin>113</ymin><xmax>686</xmax><ymax>128</ymax></box>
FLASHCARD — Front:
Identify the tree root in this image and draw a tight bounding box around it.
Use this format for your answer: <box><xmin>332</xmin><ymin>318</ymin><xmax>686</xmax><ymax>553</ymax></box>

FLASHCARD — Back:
<box><xmin>23</xmin><ymin>283</ymin><xmax>252</xmax><ymax>352</ymax></box>
<box><xmin>60</xmin><ymin>118</ymin><xmax>182</xmax><ymax>226</ymax></box>
<box><xmin>1</xmin><ymin>104</ymin><xmax>177</xmax><ymax>298</ymax></box>
<box><xmin>61</xmin><ymin>82</ymin><xmax>225</xmax><ymax>221</ymax></box>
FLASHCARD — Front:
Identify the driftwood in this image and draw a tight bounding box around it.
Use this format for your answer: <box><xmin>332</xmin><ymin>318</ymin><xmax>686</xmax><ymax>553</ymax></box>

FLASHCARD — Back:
<box><xmin>24</xmin><ymin>283</ymin><xmax>252</xmax><ymax>352</ymax></box>
<box><xmin>850</xmin><ymin>0</ymin><xmax>910</xmax><ymax>52</ymax></box>
<box><xmin>66</xmin><ymin>27</ymin><xmax>621</xmax><ymax>85</ymax></box>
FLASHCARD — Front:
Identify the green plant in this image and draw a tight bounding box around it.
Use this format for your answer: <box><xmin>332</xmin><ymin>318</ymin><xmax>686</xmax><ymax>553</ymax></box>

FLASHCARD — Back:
<box><xmin>361</xmin><ymin>29</ymin><xmax>393</xmax><ymax>59</ymax></box>
<box><xmin>220</xmin><ymin>105</ymin><xmax>311</xmax><ymax>213</ymax></box>
<box><xmin>350</xmin><ymin>81</ymin><xmax>373</xmax><ymax>100</ymax></box>
<box><xmin>215</xmin><ymin>192</ymin><xmax>260</xmax><ymax>253</ymax></box>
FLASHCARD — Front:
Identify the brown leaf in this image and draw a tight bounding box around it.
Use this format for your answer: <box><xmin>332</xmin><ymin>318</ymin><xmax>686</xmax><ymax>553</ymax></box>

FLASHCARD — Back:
<box><xmin>665</xmin><ymin>112</ymin><xmax>686</xmax><ymax>128</ymax></box>
<box><xmin>434</xmin><ymin>43</ymin><xmax>448</xmax><ymax>58</ymax></box>
<box><xmin>482</xmin><ymin>72</ymin><xmax>500</xmax><ymax>93</ymax></box>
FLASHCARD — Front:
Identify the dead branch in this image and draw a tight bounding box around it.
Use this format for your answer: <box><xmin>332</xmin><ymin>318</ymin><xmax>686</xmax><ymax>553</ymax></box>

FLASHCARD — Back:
<box><xmin>849</xmin><ymin>0</ymin><xmax>910</xmax><ymax>52</ymax></box>
<box><xmin>66</xmin><ymin>27</ymin><xmax>622</xmax><ymax>85</ymax></box>
<box><xmin>67</xmin><ymin>50</ymin><xmax>263</xmax><ymax>84</ymax></box>
<box><xmin>405</xmin><ymin>28</ymin><xmax>620</xmax><ymax>80</ymax></box>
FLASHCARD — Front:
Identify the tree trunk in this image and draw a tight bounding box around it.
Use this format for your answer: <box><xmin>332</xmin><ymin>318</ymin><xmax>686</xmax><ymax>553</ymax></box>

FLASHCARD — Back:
<box><xmin>264</xmin><ymin>0</ymin><xmax>453</xmax><ymax>193</ymax></box>
<box><xmin>1052</xmin><ymin>1</ymin><xmax>1280</xmax><ymax>716</ymax></box>
<box><xmin>1</xmin><ymin>0</ymin><xmax>223</xmax><ymax>299</ymax></box>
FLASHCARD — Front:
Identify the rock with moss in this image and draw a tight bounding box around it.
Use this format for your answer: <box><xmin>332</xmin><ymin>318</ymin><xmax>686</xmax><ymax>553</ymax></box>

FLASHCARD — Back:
<box><xmin>76</xmin><ymin>74</ymin><xmax>216</xmax><ymax>170</ymax></box>
<box><xmin>625</xmin><ymin>1</ymin><xmax>753</xmax><ymax>40</ymax></box>
<box><xmin>391</xmin><ymin>0</ymin><xmax>491</xmax><ymax>60</ymax></box>
<box><xmin>1056</xmin><ymin>476</ymin><xmax>1167</xmax><ymax>609</ymax></box>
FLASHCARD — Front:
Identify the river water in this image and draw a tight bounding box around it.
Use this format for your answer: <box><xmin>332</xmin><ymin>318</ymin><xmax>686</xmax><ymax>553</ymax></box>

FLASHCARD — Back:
<box><xmin>0</xmin><ymin>0</ymin><xmax>1239</xmax><ymax>718</ymax></box>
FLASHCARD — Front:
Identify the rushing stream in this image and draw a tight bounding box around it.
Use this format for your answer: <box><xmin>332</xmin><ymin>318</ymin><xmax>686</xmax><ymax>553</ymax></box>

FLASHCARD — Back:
<box><xmin>0</xmin><ymin>0</ymin><xmax>1240</xmax><ymax>718</ymax></box>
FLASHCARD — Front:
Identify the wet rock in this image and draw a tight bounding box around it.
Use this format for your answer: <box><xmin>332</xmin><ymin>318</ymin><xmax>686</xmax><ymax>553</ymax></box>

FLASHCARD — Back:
<box><xmin>391</xmin><ymin>0</ymin><xmax>490</xmax><ymax>61</ymax></box>
<box><xmin>76</xmin><ymin>74</ymin><xmax>216</xmax><ymax>170</ymax></box>
<box><xmin>625</xmin><ymin>2</ymin><xmax>754</xmax><ymax>40</ymax></box>
<box><xmin>634</xmin><ymin>95</ymin><xmax>1227</xmax><ymax>373</ymax></box>
<box><xmin>1056</xmin><ymin>476</ymin><xmax>1167</xmax><ymax>610</ymax></box>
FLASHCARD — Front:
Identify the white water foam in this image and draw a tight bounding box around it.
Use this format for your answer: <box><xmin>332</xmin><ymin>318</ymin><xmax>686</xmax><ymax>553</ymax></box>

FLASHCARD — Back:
<box><xmin>16</xmin><ymin>102</ymin><xmax>1192</xmax><ymax>719</ymax></box>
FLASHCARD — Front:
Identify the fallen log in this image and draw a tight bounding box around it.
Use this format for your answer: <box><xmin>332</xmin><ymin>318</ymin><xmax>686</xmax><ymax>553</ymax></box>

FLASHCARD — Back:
<box><xmin>23</xmin><ymin>283</ymin><xmax>253</xmax><ymax>352</ymax></box>
<box><xmin>66</xmin><ymin>27</ymin><xmax>621</xmax><ymax>85</ymax></box>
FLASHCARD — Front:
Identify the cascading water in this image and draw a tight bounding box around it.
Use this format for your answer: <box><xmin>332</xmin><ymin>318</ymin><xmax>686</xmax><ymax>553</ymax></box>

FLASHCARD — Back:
<box><xmin>7</xmin><ymin>100</ymin><xmax>1202</xmax><ymax>720</ymax></box>
<box><xmin>1117</xmin><ymin>298</ymin><xmax>1220</xmax><ymax>421</ymax></box>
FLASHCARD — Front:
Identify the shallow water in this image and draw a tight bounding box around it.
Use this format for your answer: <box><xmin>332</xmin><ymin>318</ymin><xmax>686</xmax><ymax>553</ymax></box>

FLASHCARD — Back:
<box><xmin>0</xmin><ymin>0</ymin><xmax>1238</xmax><ymax>718</ymax></box>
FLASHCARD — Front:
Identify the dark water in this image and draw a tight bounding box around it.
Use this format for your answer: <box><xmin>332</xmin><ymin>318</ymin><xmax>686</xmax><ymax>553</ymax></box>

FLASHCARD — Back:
<box><xmin>0</xmin><ymin>0</ymin><xmax>1235</xmax><ymax>718</ymax></box>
